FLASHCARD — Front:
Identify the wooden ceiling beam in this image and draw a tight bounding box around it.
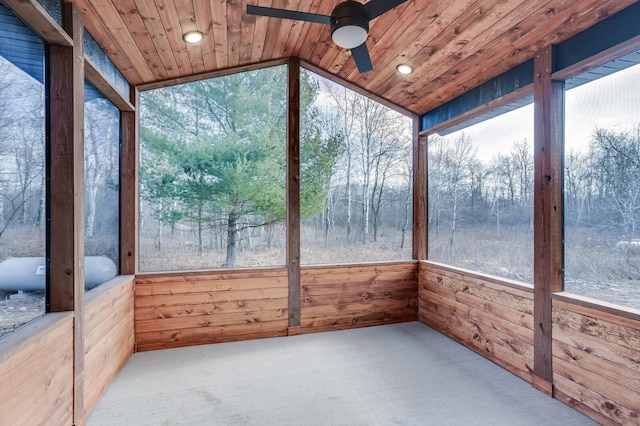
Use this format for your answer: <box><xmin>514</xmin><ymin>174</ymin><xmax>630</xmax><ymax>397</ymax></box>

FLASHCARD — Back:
<box><xmin>84</xmin><ymin>0</ymin><xmax>156</xmax><ymax>82</ymax></box>
<box><xmin>84</xmin><ymin>57</ymin><xmax>135</xmax><ymax>111</ymax></box>
<box><xmin>68</xmin><ymin>0</ymin><xmax>142</xmax><ymax>83</ymax></box>
<box><xmin>136</xmin><ymin>58</ymin><xmax>289</xmax><ymax>92</ymax></box>
<box><xmin>2</xmin><ymin>0</ymin><xmax>72</xmax><ymax>46</ymax></box>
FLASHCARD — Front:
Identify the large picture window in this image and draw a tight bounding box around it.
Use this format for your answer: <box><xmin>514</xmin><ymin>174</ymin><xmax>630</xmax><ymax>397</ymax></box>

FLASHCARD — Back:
<box><xmin>138</xmin><ymin>66</ymin><xmax>287</xmax><ymax>271</ymax></box>
<box><xmin>428</xmin><ymin>102</ymin><xmax>534</xmax><ymax>282</ymax></box>
<box><xmin>0</xmin><ymin>4</ymin><xmax>46</xmax><ymax>336</ymax></box>
<box><xmin>84</xmin><ymin>80</ymin><xmax>120</xmax><ymax>289</ymax></box>
<box><xmin>564</xmin><ymin>57</ymin><xmax>640</xmax><ymax>310</ymax></box>
<box><xmin>300</xmin><ymin>70</ymin><xmax>413</xmax><ymax>264</ymax></box>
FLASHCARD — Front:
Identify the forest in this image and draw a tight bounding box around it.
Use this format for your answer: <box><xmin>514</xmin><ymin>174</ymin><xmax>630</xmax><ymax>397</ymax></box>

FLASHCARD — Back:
<box><xmin>138</xmin><ymin>67</ymin><xmax>413</xmax><ymax>271</ymax></box>
<box><xmin>2</xmin><ymin>58</ymin><xmax>639</xmax><ymax>337</ymax></box>
<box><xmin>1</xmin><ymin>56</ymin><xmax>120</xmax><ymax>335</ymax></box>
<box><xmin>428</xmin><ymin>125</ymin><xmax>640</xmax><ymax>309</ymax></box>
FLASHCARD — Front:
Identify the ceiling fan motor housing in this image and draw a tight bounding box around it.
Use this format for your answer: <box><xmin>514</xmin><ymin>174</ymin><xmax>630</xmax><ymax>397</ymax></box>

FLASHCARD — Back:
<box><xmin>330</xmin><ymin>1</ymin><xmax>370</xmax><ymax>48</ymax></box>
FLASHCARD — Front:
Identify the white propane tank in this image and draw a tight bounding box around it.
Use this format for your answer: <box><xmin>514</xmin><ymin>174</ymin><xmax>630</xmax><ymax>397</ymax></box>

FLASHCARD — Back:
<box><xmin>0</xmin><ymin>256</ymin><xmax>117</xmax><ymax>291</ymax></box>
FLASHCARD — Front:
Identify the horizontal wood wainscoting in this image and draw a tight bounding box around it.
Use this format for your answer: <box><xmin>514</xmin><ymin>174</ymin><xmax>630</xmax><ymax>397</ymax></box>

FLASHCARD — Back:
<box><xmin>0</xmin><ymin>313</ymin><xmax>74</xmax><ymax>425</ymax></box>
<box><xmin>300</xmin><ymin>262</ymin><xmax>418</xmax><ymax>333</ymax></box>
<box><xmin>419</xmin><ymin>262</ymin><xmax>535</xmax><ymax>382</ymax></box>
<box><xmin>83</xmin><ymin>276</ymin><xmax>135</xmax><ymax>420</ymax></box>
<box><xmin>552</xmin><ymin>296</ymin><xmax>640</xmax><ymax>425</ymax></box>
<box><xmin>135</xmin><ymin>268</ymin><xmax>289</xmax><ymax>351</ymax></box>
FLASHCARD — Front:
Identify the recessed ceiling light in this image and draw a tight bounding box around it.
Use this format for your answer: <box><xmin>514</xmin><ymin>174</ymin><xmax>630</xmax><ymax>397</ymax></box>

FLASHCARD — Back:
<box><xmin>183</xmin><ymin>30</ymin><xmax>204</xmax><ymax>44</ymax></box>
<box><xmin>396</xmin><ymin>64</ymin><xmax>414</xmax><ymax>75</ymax></box>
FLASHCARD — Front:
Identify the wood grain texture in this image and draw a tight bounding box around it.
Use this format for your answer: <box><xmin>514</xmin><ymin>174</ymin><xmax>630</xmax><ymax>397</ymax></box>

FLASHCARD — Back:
<box><xmin>300</xmin><ymin>263</ymin><xmax>418</xmax><ymax>333</ymax></box>
<box><xmin>418</xmin><ymin>262</ymin><xmax>535</xmax><ymax>383</ymax></box>
<box><xmin>83</xmin><ymin>277</ymin><xmax>135</xmax><ymax>418</ymax></box>
<box><xmin>2</xmin><ymin>0</ymin><xmax>72</xmax><ymax>46</ymax></box>
<box><xmin>135</xmin><ymin>269</ymin><xmax>289</xmax><ymax>351</ymax></box>
<box><xmin>63</xmin><ymin>0</ymin><xmax>638</xmax><ymax>115</ymax></box>
<box><xmin>85</xmin><ymin>56</ymin><xmax>134</xmax><ymax>112</ymax></box>
<box><xmin>120</xmin><ymin>87</ymin><xmax>139</xmax><ymax>275</ymax></box>
<box><xmin>287</xmin><ymin>57</ymin><xmax>301</xmax><ymax>327</ymax></box>
<box><xmin>412</xmin><ymin>123</ymin><xmax>426</xmax><ymax>260</ymax></box>
<box><xmin>552</xmin><ymin>298</ymin><xmax>640</xmax><ymax>425</ymax></box>
<box><xmin>533</xmin><ymin>46</ymin><xmax>564</xmax><ymax>385</ymax></box>
<box><xmin>0</xmin><ymin>314</ymin><xmax>74</xmax><ymax>426</ymax></box>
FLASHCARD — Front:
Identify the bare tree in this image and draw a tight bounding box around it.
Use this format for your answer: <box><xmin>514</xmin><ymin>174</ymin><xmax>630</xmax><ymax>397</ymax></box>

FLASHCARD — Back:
<box><xmin>84</xmin><ymin>99</ymin><xmax>119</xmax><ymax>238</ymax></box>
<box><xmin>444</xmin><ymin>134</ymin><xmax>474</xmax><ymax>251</ymax></box>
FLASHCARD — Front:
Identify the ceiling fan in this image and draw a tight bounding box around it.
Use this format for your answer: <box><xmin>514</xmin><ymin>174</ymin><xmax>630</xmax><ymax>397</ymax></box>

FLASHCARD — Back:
<box><xmin>246</xmin><ymin>0</ymin><xmax>409</xmax><ymax>73</ymax></box>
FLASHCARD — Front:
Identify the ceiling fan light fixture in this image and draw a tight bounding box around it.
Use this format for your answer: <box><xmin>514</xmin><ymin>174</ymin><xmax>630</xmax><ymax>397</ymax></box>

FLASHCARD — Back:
<box><xmin>331</xmin><ymin>25</ymin><xmax>368</xmax><ymax>49</ymax></box>
<box><xmin>183</xmin><ymin>30</ymin><xmax>204</xmax><ymax>44</ymax></box>
<box><xmin>396</xmin><ymin>64</ymin><xmax>414</xmax><ymax>75</ymax></box>
<box><xmin>330</xmin><ymin>0</ymin><xmax>369</xmax><ymax>49</ymax></box>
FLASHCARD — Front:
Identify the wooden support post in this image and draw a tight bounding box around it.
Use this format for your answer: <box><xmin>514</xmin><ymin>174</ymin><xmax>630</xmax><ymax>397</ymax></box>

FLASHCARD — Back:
<box><xmin>120</xmin><ymin>88</ymin><xmax>138</xmax><ymax>276</ymax></box>
<box><xmin>47</xmin><ymin>2</ymin><xmax>85</xmax><ymax>422</ymax></box>
<box><xmin>533</xmin><ymin>46</ymin><xmax>564</xmax><ymax>395</ymax></box>
<box><xmin>287</xmin><ymin>57</ymin><xmax>301</xmax><ymax>329</ymax></box>
<box><xmin>413</xmin><ymin>118</ymin><xmax>427</xmax><ymax>260</ymax></box>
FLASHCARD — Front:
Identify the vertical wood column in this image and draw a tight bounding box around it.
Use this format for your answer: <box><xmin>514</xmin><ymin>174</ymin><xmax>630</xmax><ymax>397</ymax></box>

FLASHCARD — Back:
<box><xmin>47</xmin><ymin>2</ymin><xmax>85</xmax><ymax>422</ymax></box>
<box><xmin>413</xmin><ymin>118</ymin><xmax>427</xmax><ymax>260</ymax></box>
<box><xmin>286</xmin><ymin>57</ymin><xmax>301</xmax><ymax>329</ymax></box>
<box><xmin>120</xmin><ymin>88</ymin><xmax>139</xmax><ymax>276</ymax></box>
<box><xmin>532</xmin><ymin>46</ymin><xmax>564</xmax><ymax>395</ymax></box>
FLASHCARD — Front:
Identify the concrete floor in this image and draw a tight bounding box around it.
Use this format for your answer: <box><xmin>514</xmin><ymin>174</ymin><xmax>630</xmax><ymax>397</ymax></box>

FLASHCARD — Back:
<box><xmin>88</xmin><ymin>322</ymin><xmax>596</xmax><ymax>426</ymax></box>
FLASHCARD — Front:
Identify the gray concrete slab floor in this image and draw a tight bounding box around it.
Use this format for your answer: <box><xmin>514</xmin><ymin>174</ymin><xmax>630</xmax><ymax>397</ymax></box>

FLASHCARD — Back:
<box><xmin>87</xmin><ymin>322</ymin><xmax>597</xmax><ymax>426</ymax></box>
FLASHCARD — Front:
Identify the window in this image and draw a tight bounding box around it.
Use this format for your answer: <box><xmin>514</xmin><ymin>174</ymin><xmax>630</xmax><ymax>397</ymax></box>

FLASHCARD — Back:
<box><xmin>428</xmin><ymin>102</ymin><xmax>534</xmax><ymax>282</ymax></box>
<box><xmin>300</xmin><ymin>70</ymin><xmax>413</xmax><ymax>264</ymax></box>
<box><xmin>0</xmin><ymin>4</ymin><xmax>46</xmax><ymax>336</ymax></box>
<box><xmin>84</xmin><ymin>80</ymin><xmax>119</xmax><ymax>289</ymax></box>
<box><xmin>564</xmin><ymin>57</ymin><xmax>640</xmax><ymax>310</ymax></box>
<box><xmin>138</xmin><ymin>66</ymin><xmax>287</xmax><ymax>271</ymax></box>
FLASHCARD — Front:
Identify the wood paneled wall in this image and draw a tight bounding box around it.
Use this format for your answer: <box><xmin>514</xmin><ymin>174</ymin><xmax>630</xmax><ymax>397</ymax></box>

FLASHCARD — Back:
<box><xmin>299</xmin><ymin>263</ymin><xmax>418</xmax><ymax>333</ymax></box>
<box><xmin>135</xmin><ymin>268</ymin><xmax>289</xmax><ymax>351</ymax></box>
<box><xmin>0</xmin><ymin>277</ymin><xmax>134</xmax><ymax>426</ymax></box>
<box><xmin>418</xmin><ymin>262</ymin><xmax>535</xmax><ymax>382</ymax></box>
<box><xmin>0</xmin><ymin>313</ymin><xmax>74</xmax><ymax>425</ymax></box>
<box><xmin>83</xmin><ymin>276</ymin><xmax>135</xmax><ymax>420</ymax></box>
<box><xmin>552</xmin><ymin>297</ymin><xmax>640</xmax><ymax>425</ymax></box>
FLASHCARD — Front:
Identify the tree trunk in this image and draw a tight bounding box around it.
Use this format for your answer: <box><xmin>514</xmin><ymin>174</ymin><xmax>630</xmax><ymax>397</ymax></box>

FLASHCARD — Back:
<box><xmin>197</xmin><ymin>206</ymin><xmax>204</xmax><ymax>256</ymax></box>
<box><xmin>155</xmin><ymin>220</ymin><xmax>163</xmax><ymax>252</ymax></box>
<box><xmin>85</xmin><ymin>186</ymin><xmax>98</xmax><ymax>238</ymax></box>
<box><xmin>362</xmin><ymin>182</ymin><xmax>370</xmax><ymax>244</ymax></box>
<box><xmin>401</xmin><ymin>187</ymin><xmax>411</xmax><ymax>249</ymax></box>
<box><xmin>346</xmin><ymin>154</ymin><xmax>352</xmax><ymax>243</ymax></box>
<box><xmin>226</xmin><ymin>210</ymin><xmax>238</xmax><ymax>267</ymax></box>
<box><xmin>448</xmin><ymin>191</ymin><xmax>457</xmax><ymax>255</ymax></box>
<box><xmin>324</xmin><ymin>203</ymin><xmax>330</xmax><ymax>247</ymax></box>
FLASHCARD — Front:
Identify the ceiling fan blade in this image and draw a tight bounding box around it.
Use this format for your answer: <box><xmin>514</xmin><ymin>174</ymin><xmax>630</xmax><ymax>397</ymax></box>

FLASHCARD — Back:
<box><xmin>351</xmin><ymin>43</ymin><xmax>373</xmax><ymax>73</ymax></box>
<box><xmin>363</xmin><ymin>0</ymin><xmax>409</xmax><ymax>20</ymax></box>
<box><xmin>246</xmin><ymin>5</ymin><xmax>331</xmax><ymax>25</ymax></box>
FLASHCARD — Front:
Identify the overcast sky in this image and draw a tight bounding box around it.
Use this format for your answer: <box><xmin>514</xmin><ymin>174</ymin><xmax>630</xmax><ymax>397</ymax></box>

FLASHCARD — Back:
<box><xmin>439</xmin><ymin>62</ymin><xmax>640</xmax><ymax>162</ymax></box>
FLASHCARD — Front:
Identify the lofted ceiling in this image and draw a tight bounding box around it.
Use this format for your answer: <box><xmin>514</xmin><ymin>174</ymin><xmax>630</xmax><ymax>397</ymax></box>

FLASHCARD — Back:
<box><xmin>71</xmin><ymin>0</ymin><xmax>637</xmax><ymax>115</ymax></box>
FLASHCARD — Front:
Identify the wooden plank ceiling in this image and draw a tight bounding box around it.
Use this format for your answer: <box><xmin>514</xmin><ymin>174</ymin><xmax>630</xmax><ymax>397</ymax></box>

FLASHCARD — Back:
<box><xmin>71</xmin><ymin>0</ymin><xmax>637</xmax><ymax>115</ymax></box>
